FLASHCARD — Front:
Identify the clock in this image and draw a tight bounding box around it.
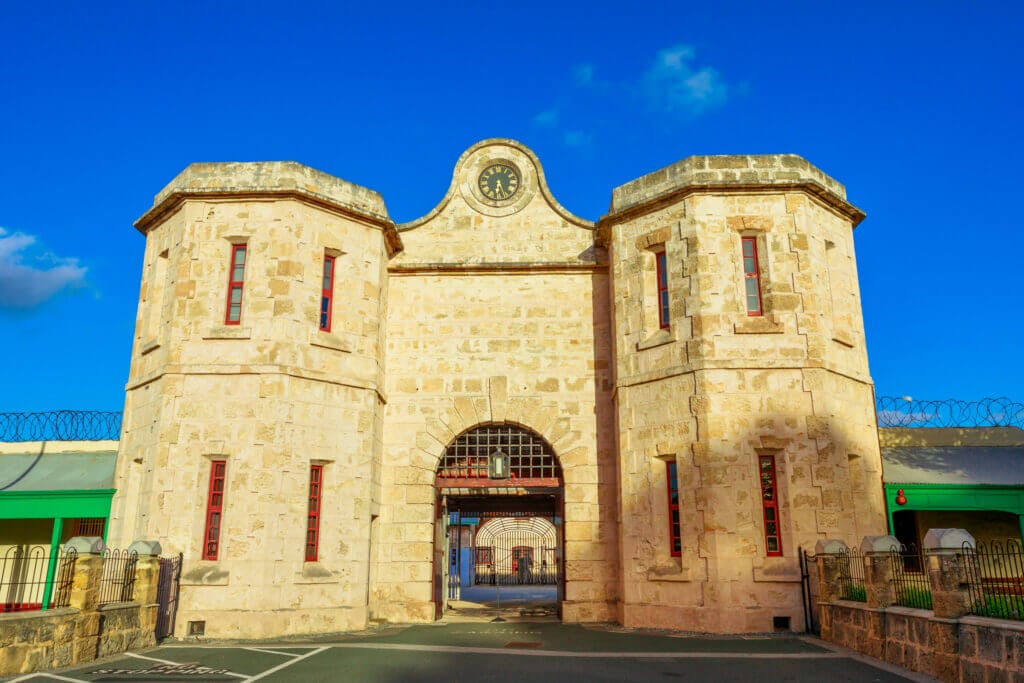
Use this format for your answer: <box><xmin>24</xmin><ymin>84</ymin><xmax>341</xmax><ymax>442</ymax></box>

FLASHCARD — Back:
<box><xmin>478</xmin><ymin>163</ymin><xmax>520</xmax><ymax>202</ymax></box>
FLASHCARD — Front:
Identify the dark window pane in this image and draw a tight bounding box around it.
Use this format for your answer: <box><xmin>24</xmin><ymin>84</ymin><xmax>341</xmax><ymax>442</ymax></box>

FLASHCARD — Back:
<box><xmin>767</xmin><ymin>538</ymin><xmax>779</xmax><ymax>552</ymax></box>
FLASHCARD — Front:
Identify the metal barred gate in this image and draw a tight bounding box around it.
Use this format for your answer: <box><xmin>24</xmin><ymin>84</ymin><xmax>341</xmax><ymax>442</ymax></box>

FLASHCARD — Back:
<box><xmin>447</xmin><ymin>510</ymin><xmax>561</xmax><ymax>600</ymax></box>
<box><xmin>155</xmin><ymin>553</ymin><xmax>182</xmax><ymax>640</ymax></box>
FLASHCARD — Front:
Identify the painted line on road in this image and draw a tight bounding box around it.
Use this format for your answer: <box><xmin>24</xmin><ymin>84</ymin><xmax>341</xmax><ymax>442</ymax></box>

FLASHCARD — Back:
<box><xmin>125</xmin><ymin>651</ymin><xmax>247</xmax><ymax>679</ymax></box>
<box><xmin>244</xmin><ymin>646</ymin><xmax>330</xmax><ymax>681</ymax></box>
<box><xmin>9</xmin><ymin>674</ymin><xmax>88</xmax><ymax>683</ymax></box>
<box><xmin>330</xmin><ymin>642</ymin><xmax>848</xmax><ymax>659</ymax></box>
<box><xmin>241</xmin><ymin>647</ymin><xmax>301</xmax><ymax>658</ymax></box>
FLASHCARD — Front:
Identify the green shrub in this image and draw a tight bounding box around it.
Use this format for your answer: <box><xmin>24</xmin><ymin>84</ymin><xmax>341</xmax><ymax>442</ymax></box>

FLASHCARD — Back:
<box><xmin>975</xmin><ymin>594</ymin><xmax>1024</xmax><ymax>621</ymax></box>
<box><xmin>899</xmin><ymin>586</ymin><xmax>932</xmax><ymax>610</ymax></box>
<box><xmin>843</xmin><ymin>584</ymin><xmax>866</xmax><ymax>602</ymax></box>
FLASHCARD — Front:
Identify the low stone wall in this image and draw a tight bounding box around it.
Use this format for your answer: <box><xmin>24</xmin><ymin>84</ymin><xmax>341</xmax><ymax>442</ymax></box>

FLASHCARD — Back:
<box><xmin>815</xmin><ymin>530</ymin><xmax>1024</xmax><ymax>682</ymax></box>
<box><xmin>0</xmin><ymin>538</ymin><xmax>162</xmax><ymax>677</ymax></box>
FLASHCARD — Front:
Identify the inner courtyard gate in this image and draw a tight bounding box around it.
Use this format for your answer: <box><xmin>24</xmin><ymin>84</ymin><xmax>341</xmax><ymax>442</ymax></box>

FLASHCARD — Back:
<box><xmin>434</xmin><ymin>424</ymin><xmax>564</xmax><ymax>618</ymax></box>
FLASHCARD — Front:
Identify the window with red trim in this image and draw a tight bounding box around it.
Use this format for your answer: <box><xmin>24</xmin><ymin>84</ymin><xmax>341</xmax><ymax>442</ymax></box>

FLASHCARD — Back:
<box><xmin>202</xmin><ymin>461</ymin><xmax>226</xmax><ymax>560</ymax></box>
<box><xmin>742</xmin><ymin>237</ymin><xmax>763</xmax><ymax>316</ymax></box>
<box><xmin>319</xmin><ymin>254</ymin><xmax>335</xmax><ymax>331</ymax></box>
<box><xmin>305</xmin><ymin>464</ymin><xmax>323</xmax><ymax>562</ymax></box>
<box><xmin>758</xmin><ymin>455</ymin><xmax>782</xmax><ymax>556</ymax></box>
<box><xmin>666</xmin><ymin>461</ymin><xmax>681</xmax><ymax>557</ymax></box>
<box><xmin>474</xmin><ymin>547</ymin><xmax>493</xmax><ymax>565</ymax></box>
<box><xmin>655</xmin><ymin>250</ymin><xmax>670</xmax><ymax>329</ymax></box>
<box><xmin>225</xmin><ymin>245</ymin><xmax>247</xmax><ymax>325</ymax></box>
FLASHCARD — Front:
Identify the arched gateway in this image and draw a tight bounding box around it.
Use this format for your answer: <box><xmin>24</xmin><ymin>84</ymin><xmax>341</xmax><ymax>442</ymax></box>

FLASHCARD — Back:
<box><xmin>434</xmin><ymin>424</ymin><xmax>564</xmax><ymax>619</ymax></box>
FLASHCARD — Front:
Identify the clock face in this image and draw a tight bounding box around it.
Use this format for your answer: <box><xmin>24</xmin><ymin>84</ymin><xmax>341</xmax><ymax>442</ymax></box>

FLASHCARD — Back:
<box><xmin>478</xmin><ymin>163</ymin><xmax>520</xmax><ymax>201</ymax></box>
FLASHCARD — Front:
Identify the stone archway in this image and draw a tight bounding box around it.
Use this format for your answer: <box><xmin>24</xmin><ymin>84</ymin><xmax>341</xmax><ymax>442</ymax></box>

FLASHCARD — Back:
<box><xmin>432</xmin><ymin>421</ymin><xmax>565</xmax><ymax>620</ymax></box>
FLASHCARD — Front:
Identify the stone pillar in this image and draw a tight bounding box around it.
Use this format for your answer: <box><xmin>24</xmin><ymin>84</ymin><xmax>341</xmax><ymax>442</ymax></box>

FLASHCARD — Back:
<box><xmin>861</xmin><ymin>535</ymin><xmax>900</xmax><ymax>609</ymax></box>
<box><xmin>64</xmin><ymin>536</ymin><xmax>105</xmax><ymax>665</ymax></box>
<box><xmin>924</xmin><ymin>528</ymin><xmax>976</xmax><ymax>619</ymax></box>
<box><xmin>128</xmin><ymin>540</ymin><xmax>162</xmax><ymax>648</ymax></box>
<box><xmin>814</xmin><ymin>539</ymin><xmax>849</xmax><ymax>603</ymax></box>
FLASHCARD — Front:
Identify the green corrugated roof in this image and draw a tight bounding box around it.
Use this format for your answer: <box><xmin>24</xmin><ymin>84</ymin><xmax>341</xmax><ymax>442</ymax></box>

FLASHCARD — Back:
<box><xmin>0</xmin><ymin>452</ymin><xmax>117</xmax><ymax>491</ymax></box>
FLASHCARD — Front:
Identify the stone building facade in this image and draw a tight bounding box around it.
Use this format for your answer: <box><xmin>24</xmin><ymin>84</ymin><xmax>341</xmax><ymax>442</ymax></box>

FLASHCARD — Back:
<box><xmin>107</xmin><ymin>138</ymin><xmax>887</xmax><ymax>638</ymax></box>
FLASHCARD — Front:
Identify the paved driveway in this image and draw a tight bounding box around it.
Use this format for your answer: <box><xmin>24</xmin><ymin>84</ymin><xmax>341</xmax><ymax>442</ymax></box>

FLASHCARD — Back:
<box><xmin>5</xmin><ymin>623</ymin><xmax>936</xmax><ymax>682</ymax></box>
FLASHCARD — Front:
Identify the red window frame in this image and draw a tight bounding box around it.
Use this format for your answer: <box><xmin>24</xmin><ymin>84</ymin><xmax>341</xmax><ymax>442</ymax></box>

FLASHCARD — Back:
<box><xmin>474</xmin><ymin>547</ymin><xmax>493</xmax><ymax>565</ymax></box>
<box><xmin>305</xmin><ymin>464</ymin><xmax>323</xmax><ymax>562</ymax></box>
<box><xmin>666</xmin><ymin>461</ymin><xmax>681</xmax><ymax>557</ymax></box>
<box><xmin>758</xmin><ymin>455</ymin><xmax>783</xmax><ymax>556</ymax></box>
<box><xmin>202</xmin><ymin>461</ymin><xmax>226</xmax><ymax>561</ymax></box>
<box><xmin>225</xmin><ymin>244</ymin><xmax>247</xmax><ymax>325</ymax></box>
<box><xmin>655</xmin><ymin>249</ymin><xmax>670</xmax><ymax>329</ymax></box>
<box><xmin>742</xmin><ymin>237</ymin><xmax>763</xmax><ymax>316</ymax></box>
<box><xmin>319</xmin><ymin>254</ymin><xmax>335</xmax><ymax>332</ymax></box>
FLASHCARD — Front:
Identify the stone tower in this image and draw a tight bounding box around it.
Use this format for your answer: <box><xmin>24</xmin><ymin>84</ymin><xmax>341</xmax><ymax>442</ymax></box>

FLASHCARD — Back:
<box><xmin>108</xmin><ymin>163</ymin><xmax>399</xmax><ymax>637</ymax></box>
<box><xmin>600</xmin><ymin>155</ymin><xmax>886</xmax><ymax>632</ymax></box>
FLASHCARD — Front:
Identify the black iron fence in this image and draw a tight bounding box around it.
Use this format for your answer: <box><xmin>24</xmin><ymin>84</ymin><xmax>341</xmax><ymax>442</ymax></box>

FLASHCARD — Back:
<box><xmin>0</xmin><ymin>545</ymin><xmax>77</xmax><ymax>612</ymax></box>
<box><xmin>0</xmin><ymin>410</ymin><xmax>122</xmax><ymax>442</ymax></box>
<box><xmin>837</xmin><ymin>546</ymin><xmax>867</xmax><ymax>602</ymax></box>
<box><xmin>889</xmin><ymin>544</ymin><xmax>932</xmax><ymax>609</ymax></box>
<box><xmin>876</xmin><ymin>396</ymin><xmax>1024</xmax><ymax>429</ymax></box>
<box><xmin>98</xmin><ymin>548</ymin><xmax>137</xmax><ymax>605</ymax></box>
<box><xmin>964</xmin><ymin>540</ymin><xmax>1024</xmax><ymax>621</ymax></box>
<box><xmin>155</xmin><ymin>553</ymin><xmax>183</xmax><ymax>640</ymax></box>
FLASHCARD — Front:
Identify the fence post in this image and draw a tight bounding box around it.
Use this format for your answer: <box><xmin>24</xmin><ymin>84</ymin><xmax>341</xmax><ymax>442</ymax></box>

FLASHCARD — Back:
<box><xmin>64</xmin><ymin>536</ymin><xmax>105</xmax><ymax>666</ymax></box>
<box><xmin>861</xmin><ymin>535</ymin><xmax>900</xmax><ymax>609</ymax></box>
<box><xmin>813</xmin><ymin>539</ymin><xmax>848</xmax><ymax>602</ymax></box>
<box><xmin>128</xmin><ymin>541</ymin><xmax>163</xmax><ymax>648</ymax></box>
<box><xmin>923</xmin><ymin>528</ymin><xmax>976</xmax><ymax>619</ymax></box>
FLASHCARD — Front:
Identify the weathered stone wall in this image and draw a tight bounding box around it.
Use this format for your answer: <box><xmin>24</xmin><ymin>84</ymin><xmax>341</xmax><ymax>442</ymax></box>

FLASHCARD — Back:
<box><xmin>0</xmin><ymin>541</ymin><xmax>161</xmax><ymax>677</ymax></box>
<box><xmin>109</xmin><ymin>171</ymin><xmax>396</xmax><ymax>638</ymax></box>
<box><xmin>605</xmin><ymin>158</ymin><xmax>885</xmax><ymax>632</ymax></box>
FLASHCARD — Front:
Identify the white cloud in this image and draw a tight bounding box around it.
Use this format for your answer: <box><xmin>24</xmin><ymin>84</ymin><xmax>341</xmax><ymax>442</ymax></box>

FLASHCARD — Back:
<box><xmin>533</xmin><ymin>108</ymin><xmax>559</xmax><ymax>127</ymax></box>
<box><xmin>573</xmin><ymin>63</ymin><xmax>595</xmax><ymax>87</ymax></box>
<box><xmin>0</xmin><ymin>228</ymin><xmax>88</xmax><ymax>310</ymax></box>
<box><xmin>643</xmin><ymin>44</ymin><xmax>728</xmax><ymax>116</ymax></box>
<box><xmin>563</xmin><ymin>130</ymin><xmax>593</xmax><ymax>147</ymax></box>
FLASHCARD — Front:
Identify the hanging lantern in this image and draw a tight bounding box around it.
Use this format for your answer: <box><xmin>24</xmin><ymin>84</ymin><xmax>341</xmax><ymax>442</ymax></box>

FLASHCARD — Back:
<box><xmin>489</xmin><ymin>449</ymin><xmax>510</xmax><ymax>479</ymax></box>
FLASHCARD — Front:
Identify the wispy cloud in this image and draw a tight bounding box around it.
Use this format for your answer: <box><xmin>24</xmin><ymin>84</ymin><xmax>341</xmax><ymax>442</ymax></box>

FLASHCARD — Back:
<box><xmin>0</xmin><ymin>228</ymin><xmax>88</xmax><ymax>310</ymax></box>
<box><xmin>533</xmin><ymin>108</ymin><xmax>559</xmax><ymax>127</ymax></box>
<box><xmin>573</xmin><ymin>63</ymin><xmax>595</xmax><ymax>87</ymax></box>
<box><xmin>563</xmin><ymin>131</ymin><xmax>592</xmax><ymax>147</ymax></box>
<box><xmin>643</xmin><ymin>44</ymin><xmax>728</xmax><ymax>116</ymax></box>
<box><xmin>532</xmin><ymin>45</ymin><xmax>732</xmax><ymax>147</ymax></box>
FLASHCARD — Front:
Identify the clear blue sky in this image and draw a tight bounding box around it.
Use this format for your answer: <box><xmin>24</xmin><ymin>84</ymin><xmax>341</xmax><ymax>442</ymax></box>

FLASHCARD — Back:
<box><xmin>1</xmin><ymin>1</ymin><xmax>1020</xmax><ymax>411</ymax></box>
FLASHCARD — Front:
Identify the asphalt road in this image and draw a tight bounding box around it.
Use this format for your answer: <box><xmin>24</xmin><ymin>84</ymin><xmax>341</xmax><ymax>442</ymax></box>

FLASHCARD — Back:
<box><xmin>5</xmin><ymin>622</ymin><xmax>936</xmax><ymax>682</ymax></box>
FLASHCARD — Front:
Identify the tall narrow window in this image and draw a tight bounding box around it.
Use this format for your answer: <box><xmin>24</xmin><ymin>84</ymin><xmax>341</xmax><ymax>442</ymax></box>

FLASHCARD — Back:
<box><xmin>742</xmin><ymin>237</ymin><xmax>763</xmax><ymax>316</ymax></box>
<box><xmin>202</xmin><ymin>461</ymin><xmax>226</xmax><ymax>561</ymax></box>
<box><xmin>666</xmin><ymin>461</ymin><xmax>681</xmax><ymax>557</ymax></box>
<box><xmin>225</xmin><ymin>245</ymin><xmax>247</xmax><ymax>325</ymax></box>
<box><xmin>305</xmin><ymin>464</ymin><xmax>323</xmax><ymax>562</ymax></box>
<box><xmin>655</xmin><ymin>249</ymin><xmax>670</xmax><ymax>329</ymax></box>
<box><xmin>319</xmin><ymin>254</ymin><xmax>335</xmax><ymax>332</ymax></box>
<box><xmin>758</xmin><ymin>455</ymin><xmax>782</xmax><ymax>556</ymax></box>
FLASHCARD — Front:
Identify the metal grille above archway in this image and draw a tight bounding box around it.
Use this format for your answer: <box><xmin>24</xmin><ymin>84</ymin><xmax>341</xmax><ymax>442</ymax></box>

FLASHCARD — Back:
<box><xmin>436</xmin><ymin>424</ymin><xmax>562</xmax><ymax>489</ymax></box>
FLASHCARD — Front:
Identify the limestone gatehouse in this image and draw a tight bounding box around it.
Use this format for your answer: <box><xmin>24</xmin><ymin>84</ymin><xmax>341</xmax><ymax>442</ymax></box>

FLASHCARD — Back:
<box><xmin>107</xmin><ymin>138</ymin><xmax>887</xmax><ymax>639</ymax></box>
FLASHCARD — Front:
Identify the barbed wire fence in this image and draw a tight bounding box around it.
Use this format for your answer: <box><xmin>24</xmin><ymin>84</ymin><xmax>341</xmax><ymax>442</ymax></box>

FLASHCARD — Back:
<box><xmin>0</xmin><ymin>399</ymin><xmax>1020</xmax><ymax>442</ymax></box>
<box><xmin>0</xmin><ymin>411</ymin><xmax>122</xmax><ymax>442</ymax></box>
<box><xmin>875</xmin><ymin>397</ymin><xmax>1024</xmax><ymax>429</ymax></box>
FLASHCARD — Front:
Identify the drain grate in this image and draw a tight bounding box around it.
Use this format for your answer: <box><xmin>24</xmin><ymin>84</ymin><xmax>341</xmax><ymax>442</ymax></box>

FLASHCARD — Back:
<box><xmin>505</xmin><ymin>641</ymin><xmax>542</xmax><ymax>649</ymax></box>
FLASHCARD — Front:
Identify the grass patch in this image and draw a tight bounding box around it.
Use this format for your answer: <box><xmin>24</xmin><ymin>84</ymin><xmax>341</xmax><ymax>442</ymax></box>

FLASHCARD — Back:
<box><xmin>974</xmin><ymin>594</ymin><xmax>1024</xmax><ymax>621</ymax></box>
<box><xmin>898</xmin><ymin>586</ymin><xmax>932</xmax><ymax>610</ymax></box>
<box><xmin>842</xmin><ymin>584</ymin><xmax>866</xmax><ymax>602</ymax></box>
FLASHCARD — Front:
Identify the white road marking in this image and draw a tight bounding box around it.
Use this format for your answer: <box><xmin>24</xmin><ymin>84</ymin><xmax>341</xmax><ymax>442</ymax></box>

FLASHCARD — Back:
<box><xmin>9</xmin><ymin>674</ymin><xmax>87</xmax><ymax>683</ymax></box>
<box><xmin>124</xmin><ymin>651</ymin><xmax>247</xmax><ymax>678</ymax></box>
<box><xmin>331</xmin><ymin>642</ymin><xmax>847</xmax><ymax>659</ymax></box>
<box><xmin>241</xmin><ymin>647</ymin><xmax>301</xmax><ymax>658</ymax></box>
<box><xmin>123</xmin><ymin>651</ymin><xmax>180</xmax><ymax>665</ymax></box>
<box><xmin>244</xmin><ymin>646</ymin><xmax>330</xmax><ymax>681</ymax></box>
